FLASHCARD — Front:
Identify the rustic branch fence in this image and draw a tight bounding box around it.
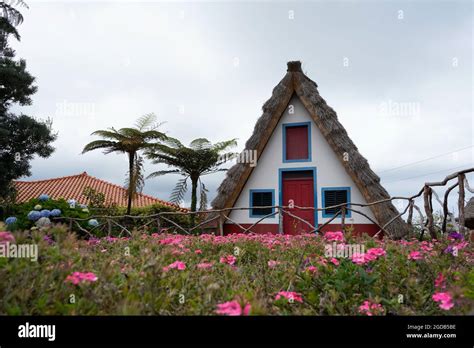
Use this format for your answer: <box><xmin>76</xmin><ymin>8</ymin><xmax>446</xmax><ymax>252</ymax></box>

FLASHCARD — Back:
<box><xmin>53</xmin><ymin>168</ymin><xmax>474</xmax><ymax>240</ymax></box>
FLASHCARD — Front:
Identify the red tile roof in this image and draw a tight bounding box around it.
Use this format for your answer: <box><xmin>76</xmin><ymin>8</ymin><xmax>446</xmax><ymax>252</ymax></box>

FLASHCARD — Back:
<box><xmin>13</xmin><ymin>172</ymin><xmax>185</xmax><ymax>211</ymax></box>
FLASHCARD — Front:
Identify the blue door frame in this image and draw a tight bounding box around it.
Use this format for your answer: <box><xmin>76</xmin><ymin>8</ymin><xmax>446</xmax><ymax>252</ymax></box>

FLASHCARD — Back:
<box><xmin>278</xmin><ymin>167</ymin><xmax>318</xmax><ymax>232</ymax></box>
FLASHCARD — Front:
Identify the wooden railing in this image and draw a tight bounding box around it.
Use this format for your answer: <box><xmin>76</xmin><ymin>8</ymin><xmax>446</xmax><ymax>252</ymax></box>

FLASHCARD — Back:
<box><xmin>53</xmin><ymin>168</ymin><xmax>474</xmax><ymax>240</ymax></box>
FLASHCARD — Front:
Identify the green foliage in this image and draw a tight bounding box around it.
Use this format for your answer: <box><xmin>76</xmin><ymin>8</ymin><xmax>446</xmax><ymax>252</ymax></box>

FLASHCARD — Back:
<box><xmin>0</xmin><ymin>58</ymin><xmax>37</xmax><ymax>110</ymax></box>
<box><xmin>0</xmin><ymin>114</ymin><xmax>56</xmax><ymax>202</ymax></box>
<box><xmin>145</xmin><ymin>137</ymin><xmax>237</xmax><ymax>212</ymax></box>
<box><xmin>3</xmin><ymin>197</ymin><xmax>190</xmax><ymax>237</ymax></box>
<box><xmin>466</xmin><ymin>270</ymin><xmax>474</xmax><ymax>300</ymax></box>
<box><xmin>82</xmin><ymin>187</ymin><xmax>105</xmax><ymax>208</ymax></box>
<box><xmin>6</xmin><ymin>198</ymin><xmax>91</xmax><ymax>231</ymax></box>
<box><xmin>0</xmin><ymin>1</ymin><xmax>28</xmax><ymax>55</ymax></box>
<box><xmin>0</xmin><ymin>1</ymin><xmax>56</xmax><ymax>202</ymax></box>
<box><xmin>82</xmin><ymin>113</ymin><xmax>166</xmax><ymax>215</ymax></box>
<box><xmin>126</xmin><ymin>203</ymin><xmax>191</xmax><ymax>229</ymax></box>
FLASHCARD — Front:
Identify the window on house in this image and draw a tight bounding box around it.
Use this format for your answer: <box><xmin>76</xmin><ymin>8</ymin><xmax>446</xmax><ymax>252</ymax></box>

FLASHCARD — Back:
<box><xmin>322</xmin><ymin>188</ymin><xmax>351</xmax><ymax>217</ymax></box>
<box><xmin>250</xmin><ymin>190</ymin><xmax>274</xmax><ymax>217</ymax></box>
<box><xmin>284</xmin><ymin>123</ymin><xmax>310</xmax><ymax>161</ymax></box>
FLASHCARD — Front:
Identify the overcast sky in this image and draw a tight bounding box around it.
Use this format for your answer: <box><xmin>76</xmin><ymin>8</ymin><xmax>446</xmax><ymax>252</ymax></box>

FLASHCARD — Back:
<box><xmin>11</xmin><ymin>0</ymin><xmax>473</xmax><ymax>212</ymax></box>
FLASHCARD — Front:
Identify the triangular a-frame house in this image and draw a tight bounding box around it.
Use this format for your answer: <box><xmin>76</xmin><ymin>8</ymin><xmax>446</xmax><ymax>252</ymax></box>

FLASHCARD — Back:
<box><xmin>211</xmin><ymin>61</ymin><xmax>408</xmax><ymax>239</ymax></box>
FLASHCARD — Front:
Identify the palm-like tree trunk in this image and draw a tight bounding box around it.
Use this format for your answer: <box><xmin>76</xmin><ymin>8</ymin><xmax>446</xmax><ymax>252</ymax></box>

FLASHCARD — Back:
<box><xmin>190</xmin><ymin>175</ymin><xmax>199</xmax><ymax>225</ymax></box>
<box><xmin>127</xmin><ymin>151</ymin><xmax>135</xmax><ymax>215</ymax></box>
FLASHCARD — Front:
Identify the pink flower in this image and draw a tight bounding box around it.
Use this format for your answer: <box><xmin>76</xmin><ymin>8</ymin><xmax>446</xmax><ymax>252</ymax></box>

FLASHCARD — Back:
<box><xmin>215</xmin><ymin>300</ymin><xmax>251</xmax><ymax>316</ymax></box>
<box><xmin>268</xmin><ymin>260</ymin><xmax>281</xmax><ymax>268</ymax></box>
<box><xmin>432</xmin><ymin>292</ymin><xmax>454</xmax><ymax>310</ymax></box>
<box><xmin>358</xmin><ymin>300</ymin><xmax>385</xmax><ymax>316</ymax></box>
<box><xmin>329</xmin><ymin>258</ymin><xmax>339</xmax><ymax>266</ymax></box>
<box><xmin>367</xmin><ymin>248</ymin><xmax>386</xmax><ymax>258</ymax></box>
<box><xmin>171</xmin><ymin>249</ymin><xmax>185</xmax><ymax>256</ymax></box>
<box><xmin>159</xmin><ymin>236</ymin><xmax>184</xmax><ymax>245</ymax></box>
<box><xmin>316</xmin><ymin>256</ymin><xmax>328</xmax><ymax>266</ymax></box>
<box><xmin>87</xmin><ymin>238</ymin><xmax>100</xmax><ymax>246</ymax></box>
<box><xmin>455</xmin><ymin>241</ymin><xmax>469</xmax><ymax>251</ymax></box>
<box><xmin>220</xmin><ymin>255</ymin><xmax>237</xmax><ymax>265</ymax></box>
<box><xmin>65</xmin><ymin>272</ymin><xmax>98</xmax><ymax>285</ymax></box>
<box><xmin>275</xmin><ymin>291</ymin><xmax>303</xmax><ymax>303</ymax></box>
<box><xmin>197</xmin><ymin>262</ymin><xmax>214</xmax><ymax>269</ymax></box>
<box><xmin>162</xmin><ymin>260</ymin><xmax>186</xmax><ymax>272</ymax></box>
<box><xmin>0</xmin><ymin>231</ymin><xmax>15</xmax><ymax>245</ymax></box>
<box><xmin>351</xmin><ymin>249</ymin><xmax>385</xmax><ymax>265</ymax></box>
<box><xmin>408</xmin><ymin>251</ymin><xmax>423</xmax><ymax>260</ymax></box>
<box><xmin>358</xmin><ymin>300</ymin><xmax>384</xmax><ymax>316</ymax></box>
<box><xmin>434</xmin><ymin>273</ymin><xmax>446</xmax><ymax>289</ymax></box>
<box><xmin>194</xmin><ymin>249</ymin><xmax>202</xmax><ymax>254</ymax></box>
<box><xmin>305</xmin><ymin>265</ymin><xmax>318</xmax><ymax>273</ymax></box>
<box><xmin>324</xmin><ymin>231</ymin><xmax>344</xmax><ymax>242</ymax></box>
<box><xmin>420</xmin><ymin>242</ymin><xmax>434</xmax><ymax>252</ymax></box>
<box><xmin>105</xmin><ymin>236</ymin><xmax>119</xmax><ymax>243</ymax></box>
<box><xmin>351</xmin><ymin>253</ymin><xmax>368</xmax><ymax>265</ymax></box>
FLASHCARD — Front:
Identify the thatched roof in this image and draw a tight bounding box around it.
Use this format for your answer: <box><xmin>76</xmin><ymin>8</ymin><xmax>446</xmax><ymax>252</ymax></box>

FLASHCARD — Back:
<box><xmin>465</xmin><ymin>197</ymin><xmax>474</xmax><ymax>229</ymax></box>
<box><xmin>211</xmin><ymin>61</ymin><xmax>409</xmax><ymax>239</ymax></box>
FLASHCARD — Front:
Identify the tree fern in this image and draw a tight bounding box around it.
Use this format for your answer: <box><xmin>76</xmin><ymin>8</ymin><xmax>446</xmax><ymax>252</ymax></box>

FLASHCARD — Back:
<box><xmin>83</xmin><ymin>114</ymin><xmax>166</xmax><ymax>214</ymax></box>
<box><xmin>199</xmin><ymin>179</ymin><xmax>208</xmax><ymax>211</ymax></box>
<box><xmin>170</xmin><ymin>176</ymin><xmax>188</xmax><ymax>205</ymax></box>
<box><xmin>146</xmin><ymin>137</ymin><xmax>237</xmax><ymax>213</ymax></box>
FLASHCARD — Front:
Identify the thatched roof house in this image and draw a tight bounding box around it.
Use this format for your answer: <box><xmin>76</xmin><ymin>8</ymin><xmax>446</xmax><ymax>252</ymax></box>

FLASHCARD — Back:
<box><xmin>465</xmin><ymin>197</ymin><xmax>474</xmax><ymax>229</ymax></box>
<box><xmin>212</xmin><ymin>61</ymin><xmax>408</xmax><ymax>239</ymax></box>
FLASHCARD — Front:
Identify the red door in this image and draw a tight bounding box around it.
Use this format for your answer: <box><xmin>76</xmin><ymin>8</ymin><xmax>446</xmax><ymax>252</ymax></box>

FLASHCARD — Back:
<box><xmin>282</xmin><ymin>171</ymin><xmax>314</xmax><ymax>234</ymax></box>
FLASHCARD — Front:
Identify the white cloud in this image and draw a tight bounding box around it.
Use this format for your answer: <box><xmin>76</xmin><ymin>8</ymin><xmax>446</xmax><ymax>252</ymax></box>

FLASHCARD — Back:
<box><xmin>10</xmin><ymin>1</ymin><xmax>472</xmax><ymax>207</ymax></box>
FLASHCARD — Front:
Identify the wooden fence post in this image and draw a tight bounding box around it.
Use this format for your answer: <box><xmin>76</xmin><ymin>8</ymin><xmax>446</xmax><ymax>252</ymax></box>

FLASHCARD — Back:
<box><xmin>156</xmin><ymin>216</ymin><xmax>161</xmax><ymax>233</ymax></box>
<box><xmin>278</xmin><ymin>208</ymin><xmax>283</xmax><ymax>234</ymax></box>
<box><xmin>218</xmin><ymin>212</ymin><xmax>224</xmax><ymax>236</ymax></box>
<box><xmin>406</xmin><ymin>200</ymin><xmax>413</xmax><ymax>228</ymax></box>
<box><xmin>340</xmin><ymin>206</ymin><xmax>346</xmax><ymax>232</ymax></box>
<box><xmin>423</xmin><ymin>185</ymin><xmax>436</xmax><ymax>239</ymax></box>
<box><xmin>442</xmin><ymin>182</ymin><xmax>458</xmax><ymax>234</ymax></box>
<box><xmin>458</xmin><ymin>173</ymin><xmax>466</xmax><ymax>230</ymax></box>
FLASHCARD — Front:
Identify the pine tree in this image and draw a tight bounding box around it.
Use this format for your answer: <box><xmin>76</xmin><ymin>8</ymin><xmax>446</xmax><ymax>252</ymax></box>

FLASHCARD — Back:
<box><xmin>0</xmin><ymin>1</ymin><xmax>56</xmax><ymax>202</ymax></box>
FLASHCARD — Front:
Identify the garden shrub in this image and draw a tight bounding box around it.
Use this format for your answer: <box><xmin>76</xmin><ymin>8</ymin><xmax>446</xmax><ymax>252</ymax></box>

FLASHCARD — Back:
<box><xmin>4</xmin><ymin>197</ymin><xmax>91</xmax><ymax>233</ymax></box>
<box><xmin>2</xmin><ymin>195</ymin><xmax>190</xmax><ymax>238</ymax></box>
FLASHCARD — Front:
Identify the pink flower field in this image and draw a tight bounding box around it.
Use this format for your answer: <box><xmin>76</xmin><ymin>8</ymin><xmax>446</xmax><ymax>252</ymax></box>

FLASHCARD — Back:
<box><xmin>0</xmin><ymin>226</ymin><xmax>473</xmax><ymax>315</ymax></box>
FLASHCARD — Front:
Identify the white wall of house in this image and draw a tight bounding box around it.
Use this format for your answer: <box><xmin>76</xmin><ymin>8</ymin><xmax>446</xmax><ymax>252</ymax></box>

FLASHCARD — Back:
<box><xmin>228</xmin><ymin>94</ymin><xmax>377</xmax><ymax>225</ymax></box>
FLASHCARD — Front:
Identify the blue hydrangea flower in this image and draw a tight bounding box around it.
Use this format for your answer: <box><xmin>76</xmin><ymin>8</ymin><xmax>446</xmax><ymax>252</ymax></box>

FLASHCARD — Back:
<box><xmin>40</xmin><ymin>209</ymin><xmax>51</xmax><ymax>218</ymax></box>
<box><xmin>39</xmin><ymin>194</ymin><xmax>50</xmax><ymax>202</ymax></box>
<box><xmin>88</xmin><ymin>219</ymin><xmax>99</xmax><ymax>227</ymax></box>
<box><xmin>67</xmin><ymin>199</ymin><xmax>76</xmax><ymax>208</ymax></box>
<box><xmin>27</xmin><ymin>210</ymin><xmax>41</xmax><ymax>221</ymax></box>
<box><xmin>50</xmin><ymin>209</ymin><xmax>62</xmax><ymax>217</ymax></box>
<box><xmin>5</xmin><ymin>216</ymin><xmax>17</xmax><ymax>225</ymax></box>
<box><xmin>34</xmin><ymin>204</ymin><xmax>42</xmax><ymax>210</ymax></box>
<box><xmin>78</xmin><ymin>204</ymin><xmax>88</xmax><ymax>209</ymax></box>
